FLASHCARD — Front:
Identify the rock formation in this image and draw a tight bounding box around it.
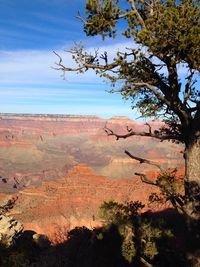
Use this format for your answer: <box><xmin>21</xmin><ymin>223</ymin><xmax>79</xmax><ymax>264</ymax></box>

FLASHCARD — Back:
<box><xmin>7</xmin><ymin>164</ymin><xmax>175</xmax><ymax>240</ymax></box>
<box><xmin>0</xmin><ymin>113</ymin><xmax>183</xmax><ymax>192</ymax></box>
<box><xmin>0</xmin><ymin>114</ymin><xmax>184</xmax><ymax>241</ymax></box>
<box><xmin>0</xmin><ymin>215</ymin><xmax>23</xmax><ymax>247</ymax></box>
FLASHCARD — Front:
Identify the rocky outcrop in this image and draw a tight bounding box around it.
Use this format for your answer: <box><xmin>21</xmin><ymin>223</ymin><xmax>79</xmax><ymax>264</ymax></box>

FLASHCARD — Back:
<box><xmin>0</xmin><ymin>215</ymin><xmax>23</xmax><ymax>247</ymax></box>
<box><xmin>7</xmin><ymin>164</ymin><xmax>175</xmax><ymax>240</ymax></box>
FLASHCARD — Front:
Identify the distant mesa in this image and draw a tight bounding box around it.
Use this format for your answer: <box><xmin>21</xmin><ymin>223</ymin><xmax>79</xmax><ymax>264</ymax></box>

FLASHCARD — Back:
<box><xmin>110</xmin><ymin>116</ymin><xmax>131</xmax><ymax>120</ymax></box>
<box><xmin>0</xmin><ymin>113</ymin><xmax>102</xmax><ymax>122</ymax></box>
<box><xmin>0</xmin><ymin>113</ymin><xmax>134</xmax><ymax>123</ymax></box>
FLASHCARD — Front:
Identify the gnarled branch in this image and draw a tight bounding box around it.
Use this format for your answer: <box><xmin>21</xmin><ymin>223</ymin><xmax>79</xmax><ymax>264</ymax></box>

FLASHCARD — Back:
<box><xmin>104</xmin><ymin>123</ymin><xmax>181</xmax><ymax>142</ymax></box>
<box><xmin>125</xmin><ymin>150</ymin><xmax>163</xmax><ymax>171</ymax></box>
<box><xmin>133</xmin><ymin>82</ymin><xmax>171</xmax><ymax>108</ymax></box>
<box><xmin>53</xmin><ymin>51</ymin><xmax>118</xmax><ymax>73</ymax></box>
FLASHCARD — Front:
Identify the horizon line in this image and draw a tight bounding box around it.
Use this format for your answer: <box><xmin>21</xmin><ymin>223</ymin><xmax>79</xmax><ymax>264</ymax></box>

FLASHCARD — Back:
<box><xmin>0</xmin><ymin>112</ymin><xmax>133</xmax><ymax>120</ymax></box>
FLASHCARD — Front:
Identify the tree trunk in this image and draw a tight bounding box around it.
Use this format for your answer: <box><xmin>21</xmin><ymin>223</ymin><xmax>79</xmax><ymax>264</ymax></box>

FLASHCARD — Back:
<box><xmin>184</xmin><ymin>134</ymin><xmax>200</xmax><ymax>266</ymax></box>
<box><xmin>185</xmin><ymin>135</ymin><xmax>200</xmax><ymax>185</ymax></box>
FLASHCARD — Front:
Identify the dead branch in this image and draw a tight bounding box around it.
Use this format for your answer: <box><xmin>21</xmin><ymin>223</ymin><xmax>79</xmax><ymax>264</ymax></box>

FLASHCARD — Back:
<box><xmin>76</xmin><ymin>11</ymin><xmax>93</xmax><ymax>25</ymax></box>
<box><xmin>135</xmin><ymin>172</ymin><xmax>158</xmax><ymax>186</ymax></box>
<box><xmin>53</xmin><ymin>51</ymin><xmax>118</xmax><ymax>73</ymax></box>
<box><xmin>140</xmin><ymin>256</ymin><xmax>153</xmax><ymax>267</ymax></box>
<box><xmin>104</xmin><ymin>123</ymin><xmax>181</xmax><ymax>142</ymax></box>
<box><xmin>144</xmin><ymin>122</ymin><xmax>152</xmax><ymax>134</ymax></box>
<box><xmin>125</xmin><ymin>150</ymin><xmax>163</xmax><ymax>171</ymax></box>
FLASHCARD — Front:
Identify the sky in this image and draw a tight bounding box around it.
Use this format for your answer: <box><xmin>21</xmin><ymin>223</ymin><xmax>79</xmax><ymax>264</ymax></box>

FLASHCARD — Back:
<box><xmin>0</xmin><ymin>0</ymin><xmax>138</xmax><ymax>118</ymax></box>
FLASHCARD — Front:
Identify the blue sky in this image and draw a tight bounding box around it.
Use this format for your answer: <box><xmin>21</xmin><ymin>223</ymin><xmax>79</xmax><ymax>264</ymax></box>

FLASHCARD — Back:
<box><xmin>0</xmin><ymin>0</ymin><xmax>137</xmax><ymax>118</ymax></box>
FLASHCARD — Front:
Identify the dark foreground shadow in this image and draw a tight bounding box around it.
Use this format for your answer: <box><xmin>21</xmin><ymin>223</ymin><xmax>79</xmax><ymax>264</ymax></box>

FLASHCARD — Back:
<box><xmin>0</xmin><ymin>182</ymin><xmax>199</xmax><ymax>267</ymax></box>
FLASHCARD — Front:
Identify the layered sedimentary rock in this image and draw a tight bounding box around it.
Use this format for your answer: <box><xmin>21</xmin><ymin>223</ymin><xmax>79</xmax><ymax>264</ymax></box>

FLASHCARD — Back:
<box><xmin>0</xmin><ymin>114</ymin><xmax>184</xmax><ymax>240</ymax></box>
<box><xmin>9</xmin><ymin>164</ymin><xmax>174</xmax><ymax>240</ymax></box>
<box><xmin>0</xmin><ymin>114</ymin><xmax>183</xmax><ymax>192</ymax></box>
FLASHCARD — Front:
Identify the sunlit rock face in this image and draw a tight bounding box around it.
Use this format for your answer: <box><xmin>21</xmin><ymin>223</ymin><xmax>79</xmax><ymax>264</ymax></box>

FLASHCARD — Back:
<box><xmin>0</xmin><ymin>114</ymin><xmax>183</xmax><ymax>192</ymax></box>
<box><xmin>0</xmin><ymin>114</ymin><xmax>184</xmax><ymax>241</ymax></box>
<box><xmin>0</xmin><ymin>215</ymin><xmax>23</xmax><ymax>247</ymax></box>
<box><xmin>8</xmin><ymin>164</ymin><xmax>184</xmax><ymax>241</ymax></box>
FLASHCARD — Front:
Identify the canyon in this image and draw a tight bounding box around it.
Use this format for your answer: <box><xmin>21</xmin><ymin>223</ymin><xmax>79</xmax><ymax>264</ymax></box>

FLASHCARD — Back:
<box><xmin>0</xmin><ymin>114</ymin><xmax>184</xmax><ymax>239</ymax></box>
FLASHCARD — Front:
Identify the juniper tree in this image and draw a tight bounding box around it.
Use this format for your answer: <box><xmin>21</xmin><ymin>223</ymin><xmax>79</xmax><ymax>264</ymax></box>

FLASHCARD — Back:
<box><xmin>54</xmin><ymin>0</ymin><xmax>200</xmax><ymax>188</ymax></box>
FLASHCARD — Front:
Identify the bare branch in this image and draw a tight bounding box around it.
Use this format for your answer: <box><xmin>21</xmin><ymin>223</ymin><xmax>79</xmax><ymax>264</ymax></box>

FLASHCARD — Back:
<box><xmin>76</xmin><ymin>11</ymin><xmax>93</xmax><ymax>25</ymax></box>
<box><xmin>53</xmin><ymin>51</ymin><xmax>118</xmax><ymax>73</ymax></box>
<box><xmin>140</xmin><ymin>256</ymin><xmax>154</xmax><ymax>267</ymax></box>
<box><xmin>133</xmin><ymin>82</ymin><xmax>171</xmax><ymax>108</ymax></box>
<box><xmin>53</xmin><ymin>51</ymin><xmax>62</xmax><ymax>65</ymax></box>
<box><xmin>144</xmin><ymin>122</ymin><xmax>152</xmax><ymax>134</ymax></box>
<box><xmin>125</xmin><ymin>150</ymin><xmax>163</xmax><ymax>171</ymax></box>
<box><xmin>100</xmin><ymin>52</ymin><xmax>108</xmax><ymax>65</ymax></box>
<box><xmin>104</xmin><ymin>123</ymin><xmax>181</xmax><ymax>142</ymax></box>
<box><xmin>135</xmin><ymin>172</ymin><xmax>158</xmax><ymax>186</ymax></box>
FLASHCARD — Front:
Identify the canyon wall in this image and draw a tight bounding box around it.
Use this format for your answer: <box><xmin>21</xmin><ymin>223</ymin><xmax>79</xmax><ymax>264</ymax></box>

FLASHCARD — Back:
<box><xmin>0</xmin><ymin>114</ymin><xmax>184</xmax><ymax>239</ymax></box>
<box><xmin>0</xmin><ymin>114</ymin><xmax>183</xmax><ymax>192</ymax></box>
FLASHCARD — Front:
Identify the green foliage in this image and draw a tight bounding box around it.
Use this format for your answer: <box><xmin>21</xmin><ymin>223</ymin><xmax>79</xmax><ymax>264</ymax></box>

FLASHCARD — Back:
<box><xmin>63</xmin><ymin>0</ymin><xmax>199</xmax><ymax>137</ymax></box>
<box><xmin>85</xmin><ymin>0</ymin><xmax>200</xmax><ymax>70</ymax></box>
<box><xmin>85</xmin><ymin>0</ymin><xmax>120</xmax><ymax>38</ymax></box>
<box><xmin>157</xmin><ymin>169</ymin><xmax>183</xmax><ymax>194</ymax></box>
<box><xmin>121</xmin><ymin>237</ymin><xmax>135</xmax><ymax>263</ymax></box>
<box><xmin>141</xmin><ymin>218</ymin><xmax>173</xmax><ymax>259</ymax></box>
<box><xmin>137</xmin><ymin>0</ymin><xmax>200</xmax><ymax>70</ymax></box>
<box><xmin>99</xmin><ymin>200</ymin><xmax>144</xmax><ymax>225</ymax></box>
<box><xmin>99</xmin><ymin>200</ymin><xmax>174</xmax><ymax>264</ymax></box>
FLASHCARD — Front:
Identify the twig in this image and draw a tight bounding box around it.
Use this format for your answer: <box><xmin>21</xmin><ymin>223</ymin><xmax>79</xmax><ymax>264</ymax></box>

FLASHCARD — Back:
<box><xmin>53</xmin><ymin>51</ymin><xmax>118</xmax><ymax>72</ymax></box>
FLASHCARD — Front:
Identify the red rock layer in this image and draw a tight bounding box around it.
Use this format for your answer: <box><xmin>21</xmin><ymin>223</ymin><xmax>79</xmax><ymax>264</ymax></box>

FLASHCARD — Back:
<box><xmin>8</xmin><ymin>164</ymin><xmax>173</xmax><ymax>241</ymax></box>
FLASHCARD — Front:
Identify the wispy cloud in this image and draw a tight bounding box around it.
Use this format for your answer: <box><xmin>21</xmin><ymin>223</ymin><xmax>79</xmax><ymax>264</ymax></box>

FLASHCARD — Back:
<box><xmin>0</xmin><ymin>41</ymin><xmax>135</xmax><ymax>117</ymax></box>
<box><xmin>0</xmin><ymin>41</ymin><xmax>134</xmax><ymax>85</ymax></box>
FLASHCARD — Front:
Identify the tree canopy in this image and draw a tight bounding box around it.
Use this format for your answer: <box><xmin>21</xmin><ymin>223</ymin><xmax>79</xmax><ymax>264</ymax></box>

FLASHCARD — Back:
<box><xmin>54</xmin><ymin>0</ymin><xmax>200</xmax><ymax>184</ymax></box>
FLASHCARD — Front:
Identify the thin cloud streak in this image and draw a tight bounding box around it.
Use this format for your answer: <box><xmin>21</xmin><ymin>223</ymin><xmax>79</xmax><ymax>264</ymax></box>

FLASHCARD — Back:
<box><xmin>0</xmin><ymin>41</ymin><xmax>134</xmax><ymax>85</ymax></box>
<box><xmin>0</xmin><ymin>41</ymin><xmax>136</xmax><ymax>117</ymax></box>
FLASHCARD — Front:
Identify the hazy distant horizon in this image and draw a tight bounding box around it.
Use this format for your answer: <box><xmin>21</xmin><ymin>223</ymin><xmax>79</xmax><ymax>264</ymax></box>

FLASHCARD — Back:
<box><xmin>0</xmin><ymin>112</ymin><xmax>137</xmax><ymax>120</ymax></box>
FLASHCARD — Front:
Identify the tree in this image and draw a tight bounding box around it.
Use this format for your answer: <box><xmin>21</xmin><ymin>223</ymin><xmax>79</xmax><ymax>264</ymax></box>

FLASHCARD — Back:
<box><xmin>54</xmin><ymin>0</ymin><xmax>200</xmax><ymax>189</ymax></box>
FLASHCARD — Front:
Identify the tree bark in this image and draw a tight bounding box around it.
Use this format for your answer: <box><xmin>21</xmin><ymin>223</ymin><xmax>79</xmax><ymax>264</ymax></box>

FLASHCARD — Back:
<box><xmin>185</xmin><ymin>134</ymin><xmax>200</xmax><ymax>185</ymax></box>
<box><xmin>183</xmin><ymin>134</ymin><xmax>200</xmax><ymax>266</ymax></box>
